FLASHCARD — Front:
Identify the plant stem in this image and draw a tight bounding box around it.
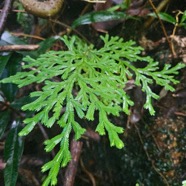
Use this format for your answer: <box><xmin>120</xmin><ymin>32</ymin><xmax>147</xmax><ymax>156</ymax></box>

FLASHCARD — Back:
<box><xmin>0</xmin><ymin>0</ymin><xmax>13</xmax><ymax>36</ymax></box>
<box><xmin>64</xmin><ymin>139</ymin><xmax>83</xmax><ymax>186</ymax></box>
<box><xmin>146</xmin><ymin>0</ymin><xmax>176</xmax><ymax>57</ymax></box>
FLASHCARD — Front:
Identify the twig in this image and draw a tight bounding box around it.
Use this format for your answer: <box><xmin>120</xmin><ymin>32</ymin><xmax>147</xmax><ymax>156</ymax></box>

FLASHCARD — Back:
<box><xmin>83</xmin><ymin>128</ymin><xmax>100</xmax><ymax>142</ymax></box>
<box><xmin>80</xmin><ymin>158</ymin><xmax>96</xmax><ymax>186</ymax></box>
<box><xmin>147</xmin><ymin>0</ymin><xmax>176</xmax><ymax>57</ymax></box>
<box><xmin>0</xmin><ymin>9</ymin><xmax>25</xmax><ymax>13</ymax></box>
<box><xmin>171</xmin><ymin>11</ymin><xmax>182</xmax><ymax>36</ymax></box>
<box><xmin>0</xmin><ymin>44</ymin><xmax>39</xmax><ymax>51</ymax></box>
<box><xmin>64</xmin><ymin>139</ymin><xmax>83</xmax><ymax>186</ymax></box>
<box><xmin>144</xmin><ymin>0</ymin><xmax>171</xmax><ymax>29</ymax></box>
<box><xmin>174</xmin><ymin>111</ymin><xmax>186</xmax><ymax>117</ymax></box>
<box><xmin>11</xmin><ymin>32</ymin><xmax>45</xmax><ymax>41</ymax></box>
<box><xmin>0</xmin><ymin>0</ymin><xmax>13</xmax><ymax>36</ymax></box>
<box><xmin>37</xmin><ymin>124</ymin><xmax>56</xmax><ymax>158</ymax></box>
<box><xmin>50</xmin><ymin>20</ymin><xmax>91</xmax><ymax>44</ymax></box>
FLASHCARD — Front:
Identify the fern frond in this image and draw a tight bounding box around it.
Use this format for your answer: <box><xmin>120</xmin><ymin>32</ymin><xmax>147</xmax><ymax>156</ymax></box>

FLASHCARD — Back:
<box><xmin>1</xmin><ymin>34</ymin><xmax>184</xmax><ymax>185</ymax></box>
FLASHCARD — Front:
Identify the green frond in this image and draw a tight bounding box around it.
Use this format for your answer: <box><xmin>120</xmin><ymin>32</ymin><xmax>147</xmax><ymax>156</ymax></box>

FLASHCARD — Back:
<box><xmin>1</xmin><ymin>34</ymin><xmax>184</xmax><ymax>186</ymax></box>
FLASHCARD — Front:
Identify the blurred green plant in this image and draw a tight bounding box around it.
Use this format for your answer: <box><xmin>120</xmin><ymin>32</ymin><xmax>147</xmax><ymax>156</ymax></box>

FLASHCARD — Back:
<box><xmin>183</xmin><ymin>180</ymin><xmax>186</xmax><ymax>186</ymax></box>
<box><xmin>149</xmin><ymin>10</ymin><xmax>186</xmax><ymax>29</ymax></box>
<box><xmin>72</xmin><ymin>10</ymin><xmax>131</xmax><ymax>28</ymax></box>
<box><xmin>0</xmin><ymin>34</ymin><xmax>185</xmax><ymax>186</ymax></box>
<box><xmin>72</xmin><ymin>2</ymin><xmax>134</xmax><ymax>28</ymax></box>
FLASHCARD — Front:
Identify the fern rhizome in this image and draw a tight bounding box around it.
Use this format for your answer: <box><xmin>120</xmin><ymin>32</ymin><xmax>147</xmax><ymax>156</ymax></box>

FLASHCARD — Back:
<box><xmin>1</xmin><ymin>35</ymin><xmax>185</xmax><ymax>185</ymax></box>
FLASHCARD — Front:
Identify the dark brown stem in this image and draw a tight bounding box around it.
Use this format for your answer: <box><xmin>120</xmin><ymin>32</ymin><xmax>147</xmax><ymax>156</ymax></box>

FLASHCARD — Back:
<box><xmin>80</xmin><ymin>158</ymin><xmax>96</xmax><ymax>186</ymax></box>
<box><xmin>64</xmin><ymin>139</ymin><xmax>83</xmax><ymax>186</ymax></box>
<box><xmin>0</xmin><ymin>44</ymin><xmax>39</xmax><ymax>51</ymax></box>
<box><xmin>144</xmin><ymin>0</ymin><xmax>171</xmax><ymax>29</ymax></box>
<box><xmin>0</xmin><ymin>0</ymin><xmax>13</xmax><ymax>36</ymax></box>
<box><xmin>147</xmin><ymin>0</ymin><xmax>176</xmax><ymax>57</ymax></box>
<box><xmin>84</xmin><ymin>128</ymin><xmax>100</xmax><ymax>142</ymax></box>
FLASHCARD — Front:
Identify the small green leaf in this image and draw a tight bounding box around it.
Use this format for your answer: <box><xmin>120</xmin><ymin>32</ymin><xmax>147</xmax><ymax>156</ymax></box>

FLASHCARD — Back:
<box><xmin>149</xmin><ymin>12</ymin><xmax>176</xmax><ymax>24</ymax></box>
<box><xmin>1</xmin><ymin>31</ymin><xmax>26</xmax><ymax>45</ymax></box>
<box><xmin>45</xmin><ymin>116</ymin><xmax>56</xmax><ymax>128</ymax></box>
<box><xmin>144</xmin><ymin>99</ymin><xmax>155</xmax><ymax>115</ymax></box>
<box><xmin>86</xmin><ymin>103</ymin><xmax>96</xmax><ymax>120</ymax></box>
<box><xmin>72</xmin><ymin>11</ymin><xmax>130</xmax><ymax>28</ymax></box>
<box><xmin>180</xmin><ymin>10</ymin><xmax>186</xmax><ymax>26</ymax></box>
<box><xmin>19</xmin><ymin>121</ymin><xmax>37</xmax><ymax>136</ymax></box>
<box><xmin>96</xmin><ymin>122</ymin><xmax>106</xmax><ymax>135</ymax></box>
<box><xmin>72</xmin><ymin>99</ymin><xmax>85</xmax><ymax>119</ymax></box>
<box><xmin>0</xmin><ymin>53</ymin><xmax>22</xmax><ymax>102</ymax></box>
<box><xmin>104</xmin><ymin>120</ymin><xmax>124</xmax><ymax>149</ymax></box>
<box><xmin>109</xmin><ymin>133</ymin><xmax>124</xmax><ymax>149</ymax></box>
<box><xmin>0</xmin><ymin>111</ymin><xmax>10</xmax><ymax>138</ymax></box>
<box><xmin>4</xmin><ymin>122</ymin><xmax>24</xmax><ymax>186</ymax></box>
<box><xmin>0</xmin><ymin>55</ymin><xmax>11</xmax><ymax>77</ymax></box>
<box><xmin>44</xmin><ymin>133</ymin><xmax>63</xmax><ymax>152</ymax></box>
<box><xmin>72</xmin><ymin>120</ymin><xmax>86</xmax><ymax>140</ymax></box>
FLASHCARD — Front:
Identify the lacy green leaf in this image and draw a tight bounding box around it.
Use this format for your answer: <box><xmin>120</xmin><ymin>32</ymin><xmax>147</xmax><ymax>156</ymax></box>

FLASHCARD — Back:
<box><xmin>1</xmin><ymin>34</ymin><xmax>184</xmax><ymax>186</ymax></box>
